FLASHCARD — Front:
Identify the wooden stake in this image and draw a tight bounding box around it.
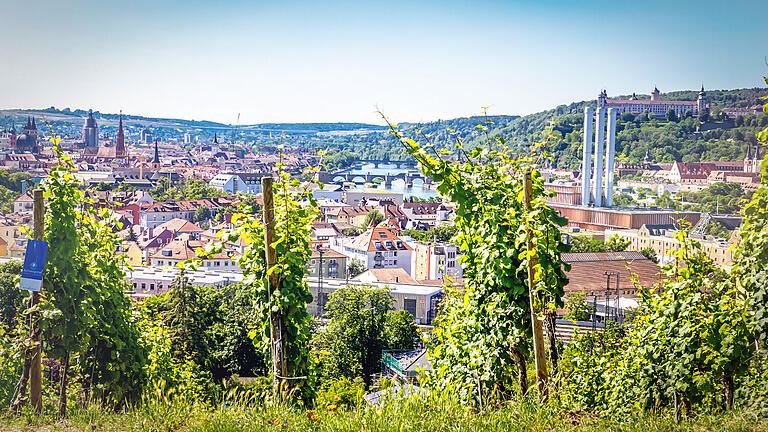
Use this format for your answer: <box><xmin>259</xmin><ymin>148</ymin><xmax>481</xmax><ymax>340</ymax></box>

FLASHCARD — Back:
<box><xmin>9</xmin><ymin>190</ymin><xmax>44</xmax><ymax>414</ymax></box>
<box><xmin>523</xmin><ymin>171</ymin><xmax>548</xmax><ymax>398</ymax></box>
<box><xmin>30</xmin><ymin>189</ymin><xmax>43</xmax><ymax>412</ymax></box>
<box><xmin>262</xmin><ymin>177</ymin><xmax>286</xmax><ymax>391</ymax></box>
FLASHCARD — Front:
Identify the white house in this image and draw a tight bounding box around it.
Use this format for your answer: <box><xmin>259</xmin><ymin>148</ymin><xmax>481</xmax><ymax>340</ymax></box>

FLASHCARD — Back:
<box><xmin>339</xmin><ymin>226</ymin><xmax>413</xmax><ymax>276</ymax></box>
<box><xmin>209</xmin><ymin>173</ymin><xmax>266</xmax><ymax>195</ymax></box>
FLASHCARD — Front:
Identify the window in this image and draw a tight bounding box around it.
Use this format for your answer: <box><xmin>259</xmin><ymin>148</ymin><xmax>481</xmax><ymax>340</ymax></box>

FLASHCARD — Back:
<box><xmin>404</xmin><ymin>299</ymin><xmax>417</xmax><ymax>317</ymax></box>
<box><xmin>141</xmin><ymin>283</ymin><xmax>146</xmax><ymax>291</ymax></box>
<box><xmin>150</xmin><ymin>283</ymin><xmax>155</xmax><ymax>291</ymax></box>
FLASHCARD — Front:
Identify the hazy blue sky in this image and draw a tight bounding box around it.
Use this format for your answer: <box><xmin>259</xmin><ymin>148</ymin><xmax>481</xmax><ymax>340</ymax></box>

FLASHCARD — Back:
<box><xmin>2</xmin><ymin>0</ymin><xmax>766</xmax><ymax>124</ymax></box>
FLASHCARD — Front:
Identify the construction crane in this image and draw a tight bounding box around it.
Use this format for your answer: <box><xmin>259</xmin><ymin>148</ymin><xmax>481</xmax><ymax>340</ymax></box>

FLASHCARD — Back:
<box><xmin>230</xmin><ymin>113</ymin><xmax>240</xmax><ymax>145</ymax></box>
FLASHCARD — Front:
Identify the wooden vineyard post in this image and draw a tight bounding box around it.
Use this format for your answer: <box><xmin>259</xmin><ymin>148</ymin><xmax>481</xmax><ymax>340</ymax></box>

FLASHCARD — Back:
<box><xmin>9</xmin><ymin>189</ymin><xmax>44</xmax><ymax>413</ymax></box>
<box><xmin>262</xmin><ymin>177</ymin><xmax>286</xmax><ymax>391</ymax></box>
<box><xmin>523</xmin><ymin>171</ymin><xmax>548</xmax><ymax>398</ymax></box>
<box><xmin>30</xmin><ymin>190</ymin><xmax>43</xmax><ymax>412</ymax></box>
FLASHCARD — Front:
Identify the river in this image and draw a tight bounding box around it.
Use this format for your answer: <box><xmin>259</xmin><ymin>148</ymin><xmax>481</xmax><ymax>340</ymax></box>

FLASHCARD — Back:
<box><xmin>341</xmin><ymin>163</ymin><xmax>439</xmax><ymax>199</ymax></box>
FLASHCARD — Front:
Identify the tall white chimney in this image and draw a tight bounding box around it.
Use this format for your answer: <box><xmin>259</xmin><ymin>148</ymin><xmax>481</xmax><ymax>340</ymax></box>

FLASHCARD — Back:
<box><xmin>604</xmin><ymin>108</ymin><xmax>617</xmax><ymax>207</ymax></box>
<box><xmin>581</xmin><ymin>107</ymin><xmax>594</xmax><ymax>206</ymax></box>
<box><xmin>593</xmin><ymin>107</ymin><xmax>605</xmax><ymax>207</ymax></box>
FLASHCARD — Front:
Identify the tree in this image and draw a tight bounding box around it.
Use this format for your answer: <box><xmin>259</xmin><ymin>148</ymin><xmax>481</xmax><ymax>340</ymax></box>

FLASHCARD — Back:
<box><xmin>314</xmin><ymin>284</ymin><xmax>392</xmax><ymax>385</ymax></box>
<box><xmin>563</xmin><ymin>291</ymin><xmax>594</xmax><ymax>322</ymax></box>
<box><xmin>0</xmin><ymin>262</ymin><xmax>23</xmax><ymax>329</ymax></box>
<box><xmin>613</xmin><ymin>193</ymin><xmax>636</xmax><ymax>207</ymax></box>
<box><xmin>665</xmin><ymin>107</ymin><xmax>678</xmax><ymax>123</ymax></box>
<box><xmin>655</xmin><ymin>190</ymin><xmax>676</xmax><ymax>209</ymax></box>
<box><xmin>35</xmin><ymin>143</ymin><xmax>146</xmax><ymax>415</ymax></box>
<box><xmin>640</xmin><ymin>247</ymin><xmax>658</xmax><ymax>264</ymax></box>
<box><xmin>384</xmin><ymin>310</ymin><xmax>420</xmax><ymax>350</ymax></box>
<box><xmin>342</xmin><ymin>227</ymin><xmax>363</xmax><ymax>237</ymax></box>
<box><xmin>94</xmin><ymin>182</ymin><xmax>113</xmax><ymax>191</ymax></box>
<box><xmin>347</xmin><ymin>258</ymin><xmax>366</xmax><ymax>278</ymax></box>
<box><xmin>362</xmin><ymin>210</ymin><xmax>383</xmax><ymax>228</ymax></box>
<box><xmin>383</xmin><ymin>110</ymin><xmax>570</xmax><ymax>404</ymax></box>
<box><xmin>194</xmin><ymin>205</ymin><xmax>211</xmax><ymax>222</ymax></box>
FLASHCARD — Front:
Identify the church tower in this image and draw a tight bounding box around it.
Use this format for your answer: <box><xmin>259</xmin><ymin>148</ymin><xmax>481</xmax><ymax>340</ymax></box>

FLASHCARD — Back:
<box><xmin>82</xmin><ymin>110</ymin><xmax>99</xmax><ymax>148</ymax></box>
<box><xmin>152</xmin><ymin>139</ymin><xmax>161</xmax><ymax>170</ymax></box>
<box><xmin>115</xmin><ymin>111</ymin><xmax>126</xmax><ymax>157</ymax></box>
<box><xmin>597</xmin><ymin>90</ymin><xmax>607</xmax><ymax>108</ymax></box>
<box><xmin>697</xmin><ymin>85</ymin><xmax>708</xmax><ymax>115</ymax></box>
<box><xmin>651</xmin><ymin>87</ymin><xmax>660</xmax><ymax>101</ymax></box>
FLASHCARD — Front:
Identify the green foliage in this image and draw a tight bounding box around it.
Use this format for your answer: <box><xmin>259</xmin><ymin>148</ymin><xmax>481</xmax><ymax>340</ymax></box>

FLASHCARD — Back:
<box><xmin>194</xmin><ymin>205</ymin><xmax>211</xmax><ymax>222</ymax></box>
<box><xmin>640</xmin><ymin>247</ymin><xmax>659</xmax><ymax>264</ymax></box>
<box><xmin>384</xmin><ymin>112</ymin><xmax>570</xmax><ymax>404</ymax></box>
<box><xmin>734</xmin><ymin>117</ymin><xmax>768</xmax><ymax>349</ymax></box>
<box><xmin>323</xmin><ymin>150</ymin><xmax>358</xmax><ymax>171</ymax></box>
<box><xmin>655</xmin><ymin>190</ymin><xmax>677</xmax><ymax>209</ymax></box>
<box><xmin>210</xmin><ymin>284</ymin><xmax>268</xmax><ymax>378</ymax></box>
<box><xmin>563</xmin><ymin>292</ymin><xmax>594</xmax><ymax>322</ymax></box>
<box><xmin>679</xmin><ymin>182</ymin><xmax>746</xmax><ymax>214</ymax></box>
<box><xmin>314</xmin><ymin>376</ymin><xmax>365</xmax><ymax>411</ymax></box>
<box><xmin>384</xmin><ymin>310</ymin><xmax>420</xmax><ymax>351</ymax></box>
<box><xmin>342</xmin><ymin>227</ymin><xmax>362</xmax><ymax>237</ymax></box>
<box><xmin>569</xmin><ymin>234</ymin><xmax>630</xmax><ymax>253</ymax></box>
<box><xmin>612</xmin><ymin>193</ymin><xmax>636</xmax><ymax>207</ymax></box>
<box><xmin>150</xmin><ymin>178</ymin><xmax>227</xmax><ymax>202</ymax></box>
<box><xmin>347</xmin><ymin>258</ymin><xmax>366</xmax><ymax>278</ymax></box>
<box><xmin>0</xmin><ymin>325</ymin><xmax>21</xmax><ymax>408</ymax></box>
<box><xmin>0</xmin><ymin>183</ymin><xmax>19</xmax><ymax>213</ymax></box>
<box><xmin>34</xmin><ymin>143</ymin><xmax>146</xmax><ymax>411</ymax></box>
<box><xmin>560</xmin><ymin>323</ymin><xmax>627</xmax><ymax>410</ymax></box>
<box><xmin>214</xmin><ymin>164</ymin><xmax>319</xmax><ymax>399</ymax></box>
<box><xmin>362</xmin><ymin>210</ymin><xmax>383</xmax><ymax>228</ymax></box>
<box><xmin>402</xmin><ymin>224</ymin><xmax>457</xmax><ymax>243</ymax></box>
<box><xmin>313</xmin><ymin>284</ymin><xmax>391</xmax><ymax>385</ymax></box>
<box><xmin>0</xmin><ymin>262</ymin><xmax>23</xmax><ymax>328</ymax></box>
<box><xmin>141</xmin><ymin>322</ymin><xmax>213</xmax><ymax>402</ymax></box>
<box><xmin>603</xmin><ymin>232</ymin><xmax>754</xmax><ymax>414</ymax></box>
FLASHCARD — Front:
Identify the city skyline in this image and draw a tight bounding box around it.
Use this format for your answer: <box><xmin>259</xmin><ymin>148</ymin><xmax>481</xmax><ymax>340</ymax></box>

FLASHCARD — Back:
<box><xmin>2</xmin><ymin>0</ymin><xmax>766</xmax><ymax>125</ymax></box>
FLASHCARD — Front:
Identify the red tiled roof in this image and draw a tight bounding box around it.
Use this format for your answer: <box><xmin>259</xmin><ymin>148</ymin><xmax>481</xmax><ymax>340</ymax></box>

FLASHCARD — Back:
<box><xmin>349</xmin><ymin>226</ymin><xmax>413</xmax><ymax>252</ymax></box>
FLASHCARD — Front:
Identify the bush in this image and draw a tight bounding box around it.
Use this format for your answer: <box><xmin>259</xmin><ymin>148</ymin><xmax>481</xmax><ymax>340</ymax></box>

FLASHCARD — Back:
<box><xmin>314</xmin><ymin>377</ymin><xmax>366</xmax><ymax>411</ymax></box>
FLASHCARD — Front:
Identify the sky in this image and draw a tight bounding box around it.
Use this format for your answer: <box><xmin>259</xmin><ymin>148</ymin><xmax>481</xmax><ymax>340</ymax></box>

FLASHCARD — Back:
<box><xmin>1</xmin><ymin>0</ymin><xmax>766</xmax><ymax>125</ymax></box>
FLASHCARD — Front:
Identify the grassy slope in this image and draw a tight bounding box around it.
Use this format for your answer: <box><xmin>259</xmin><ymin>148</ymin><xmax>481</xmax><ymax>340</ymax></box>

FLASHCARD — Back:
<box><xmin>2</xmin><ymin>398</ymin><xmax>766</xmax><ymax>432</ymax></box>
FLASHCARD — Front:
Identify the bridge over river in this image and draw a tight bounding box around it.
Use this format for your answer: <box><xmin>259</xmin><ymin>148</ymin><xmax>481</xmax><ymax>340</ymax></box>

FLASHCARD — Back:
<box><xmin>316</xmin><ymin>170</ymin><xmax>432</xmax><ymax>188</ymax></box>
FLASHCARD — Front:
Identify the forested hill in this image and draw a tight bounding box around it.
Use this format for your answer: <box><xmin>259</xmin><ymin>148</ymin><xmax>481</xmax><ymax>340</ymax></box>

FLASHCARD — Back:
<box><xmin>476</xmin><ymin>87</ymin><xmax>768</xmax><ymax>169</ymax></box>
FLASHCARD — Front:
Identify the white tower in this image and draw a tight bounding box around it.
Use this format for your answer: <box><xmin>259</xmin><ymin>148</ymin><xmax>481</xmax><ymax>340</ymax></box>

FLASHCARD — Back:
<box><xmin>593</xmin><ymin>108</ymin><xmax>606</xmax><ymax>206</ymax></box>
<box><xmin>581</xmin><ymin>107</ymin><xmax>594</xmax><ymax>206</ymax></box>
<box><xmin>604</xmin><ymin>108</ymin><xmax>617</xmax><ymax>207</ymax></box>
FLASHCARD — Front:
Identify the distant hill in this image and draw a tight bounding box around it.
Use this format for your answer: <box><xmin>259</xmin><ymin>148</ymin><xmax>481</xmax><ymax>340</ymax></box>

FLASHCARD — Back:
<box><xmin>469</xmin><ymin>88</ymin><xmax>768</xmax><ymax>168</ymax></box>
<box><xmin>0</xmin><ymin>107</ymin><xmax>385</xmax><ymax>133</ymax></box>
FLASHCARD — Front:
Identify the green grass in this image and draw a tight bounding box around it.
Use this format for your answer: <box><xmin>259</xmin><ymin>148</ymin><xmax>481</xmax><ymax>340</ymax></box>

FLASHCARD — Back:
<box><xmin>1</xmin><ymin>395</ymin><xmax>766</xmax><ymax>432</ymax></box>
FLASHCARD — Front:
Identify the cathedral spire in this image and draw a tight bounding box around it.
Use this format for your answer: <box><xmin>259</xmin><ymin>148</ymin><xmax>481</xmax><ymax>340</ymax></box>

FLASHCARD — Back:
<box><xmin>153</xmin><ymin>139</ymin><xmax>160</xmax><ymax>168</ymax></box>
<box><xmin>116</xmin><ymin>110</ymin><xmax>126</xmax><ymax>157</ymax></box>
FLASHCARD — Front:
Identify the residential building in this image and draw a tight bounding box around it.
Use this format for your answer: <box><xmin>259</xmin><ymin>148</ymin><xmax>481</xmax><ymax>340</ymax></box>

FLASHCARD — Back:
<box><xmin>307</xmin><ymin>247</ymin><xmax>348</xmax><ymax>280</ymax></box>
<box><xmin>150</xmin><ymin>236</ymin><xmax>240</xmax><ymax>271</ymax></box>
<box><xmin>126</xmin><ymin>266</ymin><xmax>243</xmax><ymax>296</ymax></box>
<box><xmin>355</xmin><ymin>268</ymin><xmax>416</xmax><ymax>284</ymax></box>
<box><xmin>340</xmin><ymin>226</ymin><xmax>414</xmax><ymax>276</ymax></box>
<box><xmin>209</xmin><ymin>172</ymin><xmax>266</xmax><ymax>195</ymax></box>
<box><xmin>13</xmin><ymin>191</ymin><xmax>34</xmax><ymax>215</ymax></box>
<box><xmin>402</xmin><ymin>202</ymin><xmax>452</xmax><ymax>228</ymax></box>
<box><xmin>116</xmin><ymin>241</ymin><xmax>144</xmax><ymax>266</ymax></box>
<box><xmin>412</xmin><ymin>243</ymin><xmax>463</xmax><ymax>281</ymax></box>
<box><xmin>346</xmin><ymin>188</ymin><xmax>404</xmax><ymax>206</ymax></box>
<box><xmin>306</xmin><ymin>278</ymin><xmax>444</xmax><ymax>324</ymax></box>
<box><xmin>605</xmin><ymin>223</ymin><xmax>737</xmax><ymax>266</ymax></box>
